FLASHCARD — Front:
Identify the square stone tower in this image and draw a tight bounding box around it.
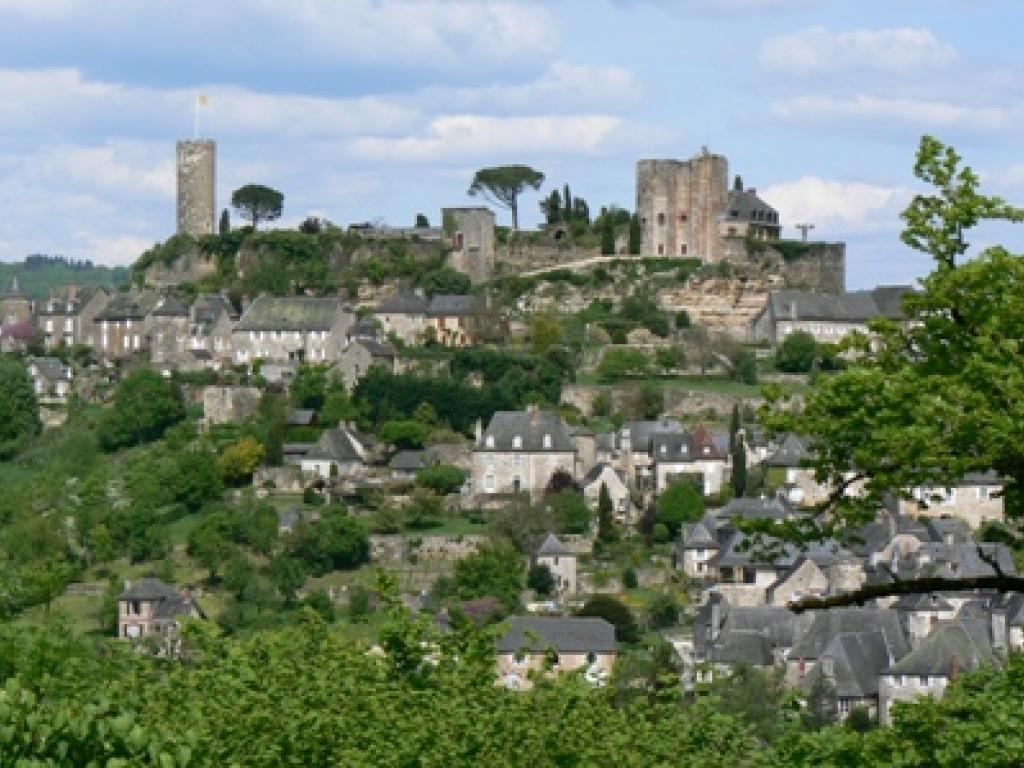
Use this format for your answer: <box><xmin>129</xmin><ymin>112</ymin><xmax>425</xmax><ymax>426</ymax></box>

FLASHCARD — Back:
<box><xmin>176</xmin><ymin>139</ymin><xmax>216</xmax><ymax>236</ymax></box>
<box><xmin>442</xmin><ymin>207</ymin><xmax>496</xmax><ymax>284</ymax></box>
<box><xmin>636</xmin><ymin>147</ymin><xmax>728</xmax><ymax>261</ymax></box>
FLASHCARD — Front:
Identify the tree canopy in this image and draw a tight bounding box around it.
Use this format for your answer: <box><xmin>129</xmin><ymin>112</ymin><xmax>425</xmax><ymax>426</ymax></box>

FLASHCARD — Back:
<box><xmin>0</xmin><ymin>357</ymin><xmax>40</xmax><ymax>458</ymax></box>
<box><xmin>231</xmin><ymin>184</ymin><xmax>284</xmax><ymax>229</ymax></box>
<box><xmin>96</xmin><ymin>368</ymin><xmax>185</xmax><ymax>451</ymax></box>
<box><xmin>764</xmin><ymin>135</ymin><xmax>1024</xmax><ymax>605</ymax></box>
<box><xmin>468</xmin><ymin>165</ymin><xmax>545</xmax><ymax>231</ymax></box>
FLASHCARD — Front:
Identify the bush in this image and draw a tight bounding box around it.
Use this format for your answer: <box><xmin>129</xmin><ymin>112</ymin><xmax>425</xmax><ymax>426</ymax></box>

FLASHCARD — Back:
<box><xmin>598</xmin><ymin>348</ymin><xmax>651</xmax><ymax>382</ymax></box>
<box><xmin>415</xmin><ymin>464</ymin><xmax>467</xmax><ymax>495</ymax></box>
<box><xmin>647</xmin><ymin>593</ymin><xmax>679</xmax><ymax>628</ymax></box>
<box><xmin>657</xmin><ymin>481</ymin><xmax>705</xmax><ymax>537</ymax></box>
<box><xmin>776</xmin><ymin>331</ymin><xmax>818</xmax><ymax>373</ymax></box>
<box><xmin>622</xmin><ymin>567</ymin><xmax>638</xmax><ymax>589</ymax></box>
<box><xmin>577</xmin><ymin>595</ymin><xmax>638</xmax><ymax>643</ymax></box>
<box><xmin>527</xmin><ymin>563</ymin><xmax>555</xmax><ymax>596</ymax></box>
<box><xmin>96</xmin><ymin>368</ymin><xmax>185</xmax><ymax>451</ymax></box>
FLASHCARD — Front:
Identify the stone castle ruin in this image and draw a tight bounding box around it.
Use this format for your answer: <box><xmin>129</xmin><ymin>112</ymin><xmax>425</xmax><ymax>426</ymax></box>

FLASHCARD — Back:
<box><xmin>176</xmin><ymin>139</ymin><xmax>216</xmax><ymax>236</ymax></box>
<box><xmin>442</xmin><ymin>207</ymin><xmax>496</xmax><ymax>284</ymax></box>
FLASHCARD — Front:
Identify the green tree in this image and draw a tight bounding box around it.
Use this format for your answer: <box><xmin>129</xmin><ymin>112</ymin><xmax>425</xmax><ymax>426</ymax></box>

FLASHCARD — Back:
<box><xmin>173</xmin><ymin>446</ymin><xmax>222</xmax><ymax>512</ymax></box>
<box><xmin>420</xmin><ymin>267</ymin><xmax>471</xmax><ymax>296</ymax></box>
<box><xmin>528</xmin><ymin>314</ymin><xmax>563</xmax><ymax>355</ymax></box>
<box><xmin>657</xmin><ymin>480</ymin><xmax>705</xmax><ymax>536</ymax></box>
<box><xmin>550</xmin><ymin>489</ymin><xmax>591</xmax><ymax>534</ymax></box>
<box><xmin>597</xmin><ymin>483</ymin><xmax>619</xmax><ymax>544</ymax></box>
<box><xmin>540</xmin><ymin>188</ymin><xmax>562</xmax><ymax>224</ymax></box>
<box><xmin>449</xmin><ymin>541</ymin><xmax>524</xmax><ymax>609</ymax></box>
<box><xmin>286</xmin><ymin>513</ymin><xmax>369</xmax><ymax>576</ymax></box>
<box><xmin>526</xmin><ymin>562</ymin><xmax>554</xmax><ymax>596</ymax></box>
<box><xmin>731</xmin><ymin>348</ymin><xmax>758</xmax><ymax>384</ymax></box>
<box><xmin>577</xmin><ymin>595</ymin><xmax>639</xmax><ymax>643</ymax></box>
<box><xmin>416</xmin><ymin>463</ymin><xmax>467</xmax><ymax>495</ymax></box>
<box><xmin>0</xmin><ymin>356</ymin><xmax>40</xmax><ymax>458</ymax></box>
<box><xmin>218</xmin><ymin>435</ymin><xmax>266</xmax><ymax>486</ymax></box>
<box><xmin>290</xmin><ymin>364</ymin><xmax>329</xmax><ymax>409</ymax></box>
<box><xmin>628</xmin><ymin>213</ymin><xmax>642</xmax><ymax>255</ymax></box>
<box><xmin>655</xmin><ymin>345</ymin><xmax>683</xmax><ymax>372</ymax></box>
<box><xmin>467</xmin><ymin>165</ymin><xmax>545</xmax><ymax>231</ymax></box>
<box><xmin>378</xmin><ymin>419</ymin><xmax>429</xmax><ymax>449</ymax></box>
<box><xmin>219</xmin><ymin>208</ymin><xmax>230</xmax><ymax>234</ymax></box>
<box><xmin>776</xmin><ymin>330</ymin><xmax>818</xmax><ymax>373</ymax></box>
<box><xmin>646</xmin><ymin>593</ymin><xmax>679</xmax><ymax>629</ymax></box>
<box><xmin>765</xmin><ymin>137</ymin><xmax>1024</xmax><ymax>604</ymax></box>
<box><xmin>96</xmin><ymin>368</ymin><xmax>185</xmax><ymax>451</ymax></box>
<box><xmin>731</xmin><ymin>438</ymin><xmax>747</xmax><ymax>498</ymax></box>
<box><xmin>415</xmin><ymin>213</ymin><xmax>429</xmax><ymax>228</ymax></box>
<box><xmin>230</xmin><ymin>184</ymin><xmax>284</xmax><ymax>229</ymax></box>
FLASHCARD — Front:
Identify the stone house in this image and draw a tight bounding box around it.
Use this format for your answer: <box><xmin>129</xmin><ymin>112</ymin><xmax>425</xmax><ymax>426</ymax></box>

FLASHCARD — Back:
<box><xmin>0</xmin><ymin>322</ymin><xmax>39</xmax><ymax>354</ymax></box>
<box><xmin>692</xmin><ymin>599</ymin><xmax>796</xmax><ymax>684</ymax></box>
<box><xmin>613</xmin><ymin>419</ymin><xmax>684</xmax><ymax>494</ymax></box>
<box><xmin>375</xmin><ymin>291</ymin><xmax>429</xmax><ymax>346</ymax></box>
<box><xmin>37</xmin><ymin>285</ymin><xmax>108</xmax><ymax>350</ymax></box>
<box><xmin>26</xmin><ymin>356</ymin><xmax>72</xmax><ymax>405</ymax></box>
<box><xmin>892</xmin><ymin>593</ymin><xmax>958</xmax><ymax>646</ymax></box>
<box><xmin>763</xmin><ymin>433</ymin><xmax>832</xmax><ymax>507</ymax></box>
<box><xmin>894</xmin><ymin>471</ymin><xmax>1005</xmax><ymax>530</ymax></box>
<box><xmin>118</xmin><ymin>578</ymin><xmax>203</xmax><ymax>640</ymax></box>
<box><xmin>94</xmin><ymin>292</ymin><xmax>158</xmax><ymax>361</ymax></box>
<box><xmin>149</xmin><ymin>295</ymin><xmax>190</xmax><ymax>372</ymax></box>
<box><xmin>232</xmin><ymin>296</ymin><xmax>354</xmax><ymax>365</ymax></box>
<box><xmin>534</xmin><ymin>533</ymin><xmax>577</xmax><ymax>595</ymax></box>
<box><xmin>651</xmin><ymin>423</ymin><xmax>727</xmax><ymax>496</ymax></box>
<box><xmin>336</xmin><ymin>338</ymin><xmax>398</xmax><ymax>390</ymax></box>
<box><xmin>751</xmin><ymin>285</ymin><xmax>913</xmax><ymax>345</ymax></box>
<box><xmin>678</xmin><ymin>518</ymin><xmax>721</xmax><ymax>579</ymax></box>
<box><xmin>800</xmin><ymin>629</ymin><xmax>894</xmax><ymax>721</ymax></box>
<box><xmin>0</xmin><ymin>277</ymin><xmax>33</xmax><ymax>326</ymax></box>
<box><xmin>188</xmin><ymin>294</ymin><xmax>237</xmax><ymax>364</ymax></box>
<box><xmin>425</xmin><ymin>294</ymin><xmax>483</xmax><ymax>347</ymax></box>
<box><xmin>879</xmin><ymin>619</ymin><xmax>997</xmax><ymax>725</ymax></box>
<box><xmin>496</xmin><ymin>616</ymin><xmax>615</xmax><ymax>690</ymax></box>
<box><xmin>580</xmin><ymin>463</ymin><xmax>634</xmax><ymax>524</ymax></box>
<box><xmin>472</xmin><ymin>407</ymin><xmax>577</xmax><ymax>500</ymax></box>
<box><xmin>767</xmin><ymin>557</ymin><xmax>830</xmax><ymax>608</ymax></box>
<box><xmin>718</xmin><ymin>182</ymin><xmax>780</xmax><ymax>242</ymax></box>
<box><xmin>296</xmin><ymin>425</ymin><xmax>369</xmax><ymax>479</ymax></box>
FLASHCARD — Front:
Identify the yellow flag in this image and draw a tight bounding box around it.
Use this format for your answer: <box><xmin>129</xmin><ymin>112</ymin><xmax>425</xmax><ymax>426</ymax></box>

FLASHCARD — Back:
<box><xmin>197</xmin><ymin>93</ymin><xmax>210</xmax><ymax>107</ymax></box>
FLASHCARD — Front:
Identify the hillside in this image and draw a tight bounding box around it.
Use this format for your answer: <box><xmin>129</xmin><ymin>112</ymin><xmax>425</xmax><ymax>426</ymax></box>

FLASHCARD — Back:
<box><xmin>0</xmin><ymin>256</ymin><xmax>129</xmax><ymax>299</ymax></box>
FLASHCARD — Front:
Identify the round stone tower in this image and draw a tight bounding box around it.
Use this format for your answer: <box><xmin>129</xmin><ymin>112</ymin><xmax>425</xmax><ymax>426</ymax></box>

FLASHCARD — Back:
<box><xmin>176</xmin><ymin>139</ymin><xmax>216</xmax><ymax>236</ymax></box>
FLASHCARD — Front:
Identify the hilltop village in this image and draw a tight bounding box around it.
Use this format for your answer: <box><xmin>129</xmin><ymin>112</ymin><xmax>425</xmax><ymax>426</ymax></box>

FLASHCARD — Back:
<box><xmin>0</xmin><ymin>136</ymin><xmax>1012</xmax><ymax>731</ymax></box>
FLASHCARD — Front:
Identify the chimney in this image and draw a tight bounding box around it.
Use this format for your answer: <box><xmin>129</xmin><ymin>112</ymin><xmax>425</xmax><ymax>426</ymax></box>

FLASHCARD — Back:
<box><xmin>474</xmin><ymin>418</ymin><xmax>483</xmax><ymax>443</ymax></box>
<box><xmin>950</xmin><ymin>654</ymin><xmax>962</xmax><ymax>680</ymax></box>
<box><xmin>789</xmin><ymin>301</ymin><xmax>797</xmax><ymax>321</ymax></box>
<box><xmin>709</xmin><ymin>598</ymin><xmax>722</xmax><ymax>641</ymax></box>
<box><xmin>992</xmin><ymin>609</ymin><xmax>1007</xmax><ymax>654</ymax></box>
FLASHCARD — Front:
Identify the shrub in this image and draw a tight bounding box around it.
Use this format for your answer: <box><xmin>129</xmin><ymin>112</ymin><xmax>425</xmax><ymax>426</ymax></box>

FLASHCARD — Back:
<box><xmin>577</xmin><ymin>595</ymin><xmax>638</xmax><ymax>643</ymax></box>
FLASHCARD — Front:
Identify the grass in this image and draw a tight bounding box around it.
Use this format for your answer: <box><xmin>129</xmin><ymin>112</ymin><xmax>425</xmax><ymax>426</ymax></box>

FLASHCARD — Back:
<box><xmin>403</xmin><ymin>518</ymin><xmax>490</xmax><ymax>537</ymax></box>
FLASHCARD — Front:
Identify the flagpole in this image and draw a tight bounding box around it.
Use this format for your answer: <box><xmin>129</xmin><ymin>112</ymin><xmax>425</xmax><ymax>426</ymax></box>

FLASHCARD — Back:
<box><xmin>194</xmin><ymin>94</ymin><xmax>200</xmax><ymax>139</ymax></box>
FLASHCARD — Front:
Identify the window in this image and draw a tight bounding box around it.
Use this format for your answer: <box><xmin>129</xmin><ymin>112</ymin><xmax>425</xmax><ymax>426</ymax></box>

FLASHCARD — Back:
<box><xmin>553</xmin><ymin>557</ymin><xmax>559</xmax><ymax>566</ymax></box>
<box><xmin>586</xmin><ymin>652</ymin><xmax>597</xmax><ymax>664</ymax></box>
<box><xmin>894</xmin><ymin>675</ymin><xmax>904</xmax><ymax>686</ymax></box>
<box><xmin>919</xmin><ymin>676</ymin><xmax>929</xmax><ymax>686</ymax></box>
<box><xmin>680</xmin><ymin>244</ymin><xmax>688</xmax><ymax>255</ymax></box>
<box><xmin>515</xmin><ymin>652</ymin><xmax>527</xmax><ymax>665</ymax></box>
<box><xmin>512</xmin><ymin>435</ymin><xmax>522</xmax><ymax>449</ymax></box>
<box><xmin>679</xmin><ymin>212</ymin><xmax>688</xmax><ymax>222</ymax></box>
<box><xmin>657</xmin><ymin>244</ymin><xmax>664</xmax><ymax>255</ymax></box>
<box><xmin>485</xmin><ymin>435</ymin><xmax>495</xmax><ymax>448</ymax></box>
<box><xmin>131</xmin><ymin>600</ymin><xmax>141</xmax><ymax>615</ymax></box>
<box><xmin>657</xmin><ymin>212</ymin><xmax>666</xmax><ymax>225</ymax></box>
<box><xmin>454</xmin><ymin>232</ymin><xmax>464</xmax><ymax>249</ymax></box>
<box><xmin>542</xmin><ymin>434</ymin><xmax>552</xmax><ymax>449</ymax></box>
<box><xmin>485</xmin><ymin>474</ymin><xmax>496</xmax><ymax>492</ymax></box>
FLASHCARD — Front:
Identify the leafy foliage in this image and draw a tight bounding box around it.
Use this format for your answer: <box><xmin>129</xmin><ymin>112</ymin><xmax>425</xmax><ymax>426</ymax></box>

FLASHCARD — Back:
<box><xmin>776</xmin><ymin>331</ymin><xmax>818</xmax><ymax>373</ymax></box>
<box><xmin>96</xmin><ymin>368</ymin><xmax>185</xmax><ymax>451</ymax></box>
<box><xmin>468</xmin><ymin>165</ymin><xmax>545</xmax><ymax>230</ymax></box>
<box><xmin>231</xmin><ymin>183</ymin><xmax>284</xmax><ymax>229</ymax></box>
<box><xmin>0</xmin><ymin>356</ymin><xmax>40</xmax><ymax>458</ymax></box>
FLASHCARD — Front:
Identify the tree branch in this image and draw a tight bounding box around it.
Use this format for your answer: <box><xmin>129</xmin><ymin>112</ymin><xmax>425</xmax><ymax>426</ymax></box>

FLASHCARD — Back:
<box><xmin>789</xmin><ymin>574</ymin><xmax>1024</xmax><ymax>613</ymax></box>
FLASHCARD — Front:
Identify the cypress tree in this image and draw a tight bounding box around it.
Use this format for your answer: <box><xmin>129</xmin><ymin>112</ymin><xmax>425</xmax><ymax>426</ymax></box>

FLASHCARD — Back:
<box><xmin>628</xmin><ymin>213</ymin><xmax>641</xmax><ymax>255</ymax></box>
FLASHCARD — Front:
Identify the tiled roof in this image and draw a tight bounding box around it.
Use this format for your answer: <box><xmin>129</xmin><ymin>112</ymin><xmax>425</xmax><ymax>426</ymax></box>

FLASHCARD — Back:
<box><xmin>763</xmin><ymin>433</ymin><xmax>812</xmax><ymax>468</ymax></box>
<box><xmin>426</xmin><ymin>294</ymin><xmax>478</xmax><ymax>316</ymax></box>
<box><xmin>767</xmin><ymin>286</ymin><xmax>914</xmax><ymax>323</ymax></box>
<box><xmin>790</xmin><ymin>608</ymin><xmax>909</xmax><ymax>662</ymax></box>
<box><xmin>28</xmin><ymin>356</ymin><xmax>70</xmax><ymax>381</ymax></box>
<box><xmin>536</xmin><ymin>533</ymin><xmax>574</xmax><ymax>557</ymax></box>
<box><xmin>235</xmin><ymin>297</ymin><xmax>349</xmax><ymax>332</ymax></box>
<box><xmin>95</xmin><ymin>293</ymin><xmax>156</xmax><ymax>321</ymax></box>
<box><xmin>803</xmin><ymin>630</ymin><xmax>892</xmax><ymax>699</ymax></box>
<box><xmin>389</xmin><ymin>449</ymin><xmax>427</xmax><ymax>471</ymax></box>
<box><xmin>151</xmin><ymin>294</ymin><xmax>189</xmax><ymax>317</ymax></box>
<box><xmin>652</xmin><ymin>423</ymin><xmax>726</xmax><ymax>463</ymax></box>
<box><xmin>886</xmin><ymin>619</ymin><xmax>995</xmax><ymax>677</ymax></box>
<box><xmin>305</xmin><ymin>427</ymin><xmax>366</xmax><ymax>463</ymax></box>
<box><xmin>496</xmin><ymin>617</ymin><xmax>616</xmax><ymax>653</ymax></box>
<box><xmin>377</xmin><ymin>292</ymin><xmax>429</xmax><ymax>314</ymax></box>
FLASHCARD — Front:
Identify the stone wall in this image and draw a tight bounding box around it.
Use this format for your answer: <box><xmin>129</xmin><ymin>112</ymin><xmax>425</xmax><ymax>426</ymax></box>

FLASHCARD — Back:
<box><xmin>144</xmin><ymin>248</ymin><xmax>218</xmax><ymax>288</ymax></box>
<box><xmin>176</xmin><ymin>139</ymin><xmax>216</xmax><ymax>236</ymax></box>
<box><xmin>202</xmin><ymin>385</ymin><xmax>262</xmax><ymax>425</ymax></box>
<box><xmin>253</xmin><ymin>466</ymin><xmax>306</xmax><ymax>494</ymax></box>
<box><xmin>561</xmin><ymin>383</ymin><xmax>765</xmax><ymax>419</ymax></box>
<box><xmin>369</xmin><ymin>534</ymin><xmax>490</xmax><ymax>564</ymax></box>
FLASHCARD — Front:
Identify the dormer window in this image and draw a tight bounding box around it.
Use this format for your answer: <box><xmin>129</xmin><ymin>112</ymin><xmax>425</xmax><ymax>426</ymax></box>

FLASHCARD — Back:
<box><xmin>660</xmin><ymin>444</ymin><xmax>667</xmax><ymax>455</ymax></box>
<box><xmin>485</xmin><ymin>435</ymin><xmax>495</xmax><ymax>449</ymax></box>
<box><xmin>542</xmin><ymin>434</ymin><xmax>552</xmax><ymax>449</ymax></box>
<box><xmin>512</xmin><ymin>435</ymin><xmax>522</xmax><ymax>449</ymax></box>
<box><xmin>703</xmin><ymin>446</ymin><xmax>710</xmax><ymax>455</ymax></box>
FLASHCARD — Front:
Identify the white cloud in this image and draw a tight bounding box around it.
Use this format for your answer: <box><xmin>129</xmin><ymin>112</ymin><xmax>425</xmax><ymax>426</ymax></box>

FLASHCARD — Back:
<box><xmin>771</xmin><ymin>95</ymin><xmax>1021</xmax><ymax>136</ymax></box>
<box><xmin>761</xmin><ymin>176</ymin><xmax>913</xmax><ymax>236</ymax></box>
<box><xmin>761</xmin><ymin>26</ymin><xmax>957</xmax><ymax>76</ymax></box>
<box><xmin>348</xmin><ymin>114</ymin><xmax>627</xmax><ymax>161</ymax></box>
<box><xmin>36</xmin><ymin>143</ymin><xmax>174</xmax><ymax>200</ymax></box>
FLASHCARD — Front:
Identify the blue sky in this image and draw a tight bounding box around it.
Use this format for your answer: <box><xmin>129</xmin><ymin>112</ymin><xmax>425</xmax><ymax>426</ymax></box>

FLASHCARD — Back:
<box><xmin>0</xmin><ymin>0</ymin><xmax>1021</xmax><ymax>287</ymax></box>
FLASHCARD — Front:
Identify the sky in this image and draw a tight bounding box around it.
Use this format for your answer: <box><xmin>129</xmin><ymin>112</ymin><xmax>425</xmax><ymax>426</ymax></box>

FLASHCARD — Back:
<box><xmin>0</xmin><ymin>0</ymin><xmax>1022</xmax><ymax>287</ymax></box>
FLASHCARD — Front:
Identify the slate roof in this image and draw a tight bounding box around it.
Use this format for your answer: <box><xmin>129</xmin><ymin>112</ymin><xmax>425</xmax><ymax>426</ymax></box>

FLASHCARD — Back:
<box><xmin>150</xmin><ymin>294</ymin><xmax>189</xmax><ymax>317</ymax></box>
<box><xmin>726</xmin><ymin>188</ymin><xmax>779</xmax><ymax>224</ymax></box>
<box><xmin>120</xmin><ymin>578</ymin><xmax>181</xmax><ymax>601</ymax></box>
<box><xmin>790</xmin><ymin>608</ymin><xmax>909</xmax><ymax>661</ymax></box>
<box><xmin>348</xmin><ymin>317</ymin><xmax>380</xmax><ymax>338</ymax></box>
<box><xmin>763</xmin><ymin>433</ymin><xmax>812</xmax><ymax>468</ymax></box>
<box><xmin>846</xmin><ymin>514</ymin><xmax>932</xmax><ymax>558</ymax></box>
<box><xmin>192</xmin><ymin>294</ymin><xmax>236</xmax><ymax>326</ymax></box>
<box><xmin>235</xmin><ymin>297</ymin><xmax>349</xmax><ymax>332</ymax></box>
<box><xmin>536</xmin><ymin>533</ymin><xmax>574</xmax><ymax>557</ymax></box>
<box><xmin>624</xmin><ymin>419</ymin><xmax>683</xmax><ymax>453</ymax></box>
<box><xmin>353</xmin><ymin>338</ymin><xmax>397</xmax><ymax>358</ymax></box>
<box><xmin>710</xmin><ymin>630</ymin><xmax>774</xmax><ymax>666</ymax></box>
<box><xmin>95</xmin><ymin>293</ymin><xmax>156</xmax><ymax>321</ymax></box>
<box><xmin>581</xmin><ymin>462</ymin><xmax>624</xmax><ymax>487</ymax></box>
<box><xmin>710</xmin><ymin>530</ymin><xmax>843</xmax><ymax>570</ymax></box>
<box><xmin>477</xmin><ymin>410</ymin><xmax>575</xmax><ymax>453</ymax></box>
<box><xmin>803</xmin><ymin>630</ymin><xmax>892</xmax><ymax>699</ymax></box>
<box><xmin>305</xmin><ymin>428</ymin><xmax>365</xmax><ymax>463</ymax></box>
<box><xmin>908</xmin><ymin>542</ymin><xmax>1017</xmax><ymax>580</ymax></box>
<box><xmin>496</xmin><ymin>617</ymin><xmax>616</xmax><ymax>653</ymax></box>
<box><xmin>713</xmin><ymin>495</ymin><xmax>795</xmax><ymax>522</ymax></box>
<box><xmin>427</xmin><ymin>294</ymin><xmax>478</xmax><ymax>316</ymax></box>
<box><xmin>886</xmin><ymin>619</ymin><xmax>995</xmax><ymax>677</ymax></box>
<box><xmin>29</xmin><ymin>357</ymin><xmax>70</xmax><ymax>382</ymax></box>
<box><xmin>389</xmin><ymin>449</ymin><xmax>428</xmax><ymax>472</ymax></box>
<box><xmin>681</xmin><ymin>521</ymin><xmax>719</xmax><ymax>550</ymax></box>
<box><xmin>377</xmin><ymin>292</ymin><xmax>429</xmax><ymax>314</ymax></box>
<box><xmin>38</xmin><ymin>286</ymin><xmax>103</xmax><ymax>316</ymax></box>
<box><xmin>695</xmin><ymin>601</ymin><xmax>796</xmax><ymax>663</ymax></box>
<box><xmin>288</xmin><ymin>409</ymin><xmax>317</xmax><ymax>426</ymax></box>
<box><xmin>652</xmin><ymin>423</ymin><xmax>725</xmax><ymax>463</ymax></box>
<box><xmin>767</xmin><ymin>286</ymin><xmax>913</xmax><ymax>323</ymax></box>
<box><xmin>2</xmin><ymin>277</ymin><xmax>26</xmax><ymax>297</ymax></box>
<box><xmin>892</xmin><ymin>593</ymin><xmax>955</xmax><ymax>612</ymax></box>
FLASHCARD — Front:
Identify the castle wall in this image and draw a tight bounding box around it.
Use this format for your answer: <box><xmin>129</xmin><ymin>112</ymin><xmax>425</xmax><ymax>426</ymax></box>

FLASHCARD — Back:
<box><xmin>443</xmin><ymin>207</ymin><xmax>495</xmax><ymax>284</ymax></box>
<box><xmin>176</xmin><ymin>140</ymin><xmax>216</xmax><ymax>236</ymax></box>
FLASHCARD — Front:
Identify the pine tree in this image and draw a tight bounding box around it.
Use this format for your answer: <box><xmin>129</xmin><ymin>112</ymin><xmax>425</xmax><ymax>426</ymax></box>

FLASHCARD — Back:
<box><xmin>563</xmin><ymin>184</ymin><xmax>572</xmax><ymax>222</ymax></box>
<box><xmin>728</xmin><ymin>403</ymin><xmax>741</xmax><ymax>453</ymax></box>
<box><xmin>219</xmin><ymin>208</ymin><xmax>230</xmax><ymax>234</ymax></box>
<box><xmin>731</xmin><ymin>437</ymin><xmax>747</xmax><ymax>498</ymax></box>
<box><xmin>597</xmin><ymin>483</ymin><xmax>619</xmax><ymax>544</ymax></box>
<box><xmin>600</xmin><ymin>215</ymin><xmax>615</xmax><ymax>255</ymax></box>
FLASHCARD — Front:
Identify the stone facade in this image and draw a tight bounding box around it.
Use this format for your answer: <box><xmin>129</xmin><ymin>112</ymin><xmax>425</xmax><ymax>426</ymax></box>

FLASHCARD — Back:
<box><xmin>37</xmin><ymin>286</ymin><xmax>109</xmax><ymax>349</ymax></box>
<box><xmin>472</xmin><ymin>408</ymin><xmax>577</xmax><ymax>500</ymax></box>
<box><xmin>176</xmin><ymin>139</ymin><xmax>216</xmax><ymax>236</ymax></box>
<box><xmin>232</xmin><ymin>297</ymin><xmax>354</xmax><ymax>365</ymax></box>
<box><xmin>895</xmin><ymin>477</ymin><xmax>1005</xmax><ymax>530</ymax></box>
<box><xmin>637</xmin><ymin>147</ymin><xmax>729</xmax><ymax>260</ymax></box>
<box><xmin>443</xmin><ymin>207</ymin><xmax>495</xmax><ymax>283</ymax></box>
<box><xmin>202</xmin><ymin>386</ymin><xmax>262</xmax><ymax>426</ymax></box>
